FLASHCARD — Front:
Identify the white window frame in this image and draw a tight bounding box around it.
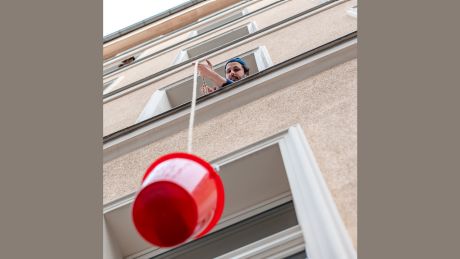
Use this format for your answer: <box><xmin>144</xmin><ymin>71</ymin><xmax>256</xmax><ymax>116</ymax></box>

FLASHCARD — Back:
<box><xmin>103</xmin><ymin>76</ymin><xmax>124</xmax><ymax>95</ymax></box>
<box><xmin>215</xmin><ymin>125</ymin><xmax>357</xmax><ymax>259</ymax></box>
<box><xmin>101</xmin><ymin>0</ymin><xmax>254</xmax><ymax>66</ymax></box>
<box><xmin>103</xmin><ymin>36</ymin><xmax>356</xmax><ymax>162</ymax></box>
<box><xmin>136</xmin><ymin>45</ymin><xmax>273</xmax><ymax>123</ymax></box>
<box><xmin>103</xmin><ymin>125</ymin><xmax>356</xmax><ymax>259</ymax></box>
<box><xmin>188</xmin><ymin>8</ymin><xmax>250</xmax><ymax>38</ymax></box>
<box><xmin>347</xmin><ymin>5</ymin><xmax>357</xmax><ymax>18</ymax></box>
<box><xmin>216</xmin><ymin>225</ymin><xmax>305</xmax><ymax>259</ymax></box>
<box><xmin>173</xmin><ymin>21</ymin><xmax>259</xmax><ymax>65</ymax></box>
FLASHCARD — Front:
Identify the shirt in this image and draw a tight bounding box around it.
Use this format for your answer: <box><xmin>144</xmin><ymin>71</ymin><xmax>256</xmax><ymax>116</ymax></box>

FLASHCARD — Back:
<box><xmin>222</xmin><ymin>79</ymin><xmax>234</xmax><ymax>87</ymax></box>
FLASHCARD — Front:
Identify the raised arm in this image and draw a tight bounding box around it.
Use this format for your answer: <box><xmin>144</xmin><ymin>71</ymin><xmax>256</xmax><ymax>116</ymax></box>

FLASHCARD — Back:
<box><xmin>197</xmin><ymin>60</ymin><xmax>227</xmax><ymax>88</ymax></box>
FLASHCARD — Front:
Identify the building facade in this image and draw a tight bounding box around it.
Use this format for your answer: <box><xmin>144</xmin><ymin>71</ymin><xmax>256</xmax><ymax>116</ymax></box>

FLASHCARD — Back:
<box><xmin>103</xmin><ymin>0</ymin><xmax>357</xmax><ymax>258</ymax></box>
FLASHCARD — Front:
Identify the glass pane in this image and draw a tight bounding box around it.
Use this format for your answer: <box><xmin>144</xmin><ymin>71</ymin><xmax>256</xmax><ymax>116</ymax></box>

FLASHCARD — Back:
<box><xmin>152</xmin><ymin>201</ymin><xmax>298</xmax><ymax>259</ymax></box>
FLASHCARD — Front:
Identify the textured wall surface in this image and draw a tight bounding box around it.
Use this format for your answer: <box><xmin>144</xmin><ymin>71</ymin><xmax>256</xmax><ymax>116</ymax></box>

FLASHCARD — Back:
<box><xmin>103</xmin><ymin>58</ymin><xmax>357</xmax><ymax>247</ymax></box>
<box><xmin>102</xmin><ymin>0</ymin><xmax>325</xmax><ymax>92</ymax></box>
<box><xmin>103</xmin><ymin>0</ymin><xmax>357</xmax><ymax>136</ymax></box>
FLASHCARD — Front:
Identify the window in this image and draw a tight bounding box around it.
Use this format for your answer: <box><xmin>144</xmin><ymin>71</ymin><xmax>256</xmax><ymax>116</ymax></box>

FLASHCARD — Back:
<box><xmin>103</xmin><ymin>125</ymin><xmax>356</xmax><ymax>259</ymax></box>
<box><xmin>188</xmin><ymin>9</ymin><xmax>249</xmax><ymax>38</ymax></box>
<box><xmin>347</xmin><ymin>5</ymin><xmax>357</xmax><ymax>18</ymax></box>
<box><xmin>152</xmin><ymin>201</ymin><xmax>302</xmax><ymax>259</ymax></box>
<box><xmin>173</xmin><ymin>22</ymin><xmax>258</xmax><ymax>64</ymax></box>
<box><xmin>103</xmin><ymin>79</ymin><xmax>117</xmax><ymax>91</ymax></box>
<box><xmin>137</xmin><ymin>46</ymin><xmax>273</xmax><ymax>123</ymax></box>
<box><xmin>103</xmin><ymin>76</ymin><xmax>123</xmax><ymax>95</ymax></box>
<box><xmin>103</xmin><ymin>52</ymin><xmax>143</xmax><ymax>75</ymax></box>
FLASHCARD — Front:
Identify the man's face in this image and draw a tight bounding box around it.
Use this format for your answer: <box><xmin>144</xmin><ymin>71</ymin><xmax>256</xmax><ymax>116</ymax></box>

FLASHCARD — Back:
<box><xmin>225</xmin><ymin>62</ymin><xmax>245</xmax><ymax>81</ymax></box>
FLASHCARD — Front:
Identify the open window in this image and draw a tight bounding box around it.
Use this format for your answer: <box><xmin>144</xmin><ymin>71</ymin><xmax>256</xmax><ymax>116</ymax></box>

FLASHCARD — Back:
<box><xmin>137</xmin><ymin>46</ymin><xmax>273</xmax><ymax>123</ymax></box>
<box><xmin>103</xmin><ymin>126</ymin><xmax>356</xmax><ymax>259</ymax></box>
<box><xmin>103</xmin><ymin>52</ymin><xmax>143</xmax><ymax>75</ymax></box>
<box><xmin>173</xmin><ymin>22</ymin><xmax>258</xmax><ymax>65</ymax></box>
<box><xmin>188</xmin><ymin>9</ymin><xmax>249</xmax><ymax>38</ymax></box>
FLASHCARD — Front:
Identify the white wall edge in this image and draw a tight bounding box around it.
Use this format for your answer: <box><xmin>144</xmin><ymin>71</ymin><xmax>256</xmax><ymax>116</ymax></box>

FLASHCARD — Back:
<box><xmin>103</xmin><ymin>37</ymin><xmax>357</xmax><ymax>163</ymax></box>
<box><xmin>101</xmin><ymin>0</ymin><xmax>346</xmax><ymax>90</ymax></box>
<box><xmin>278</xmin><ymin>124</ymin><xmax>357</xmax><ymax>259</ymax></box>
<box><xmin>106</xmin><ymin>124</ymin><xmax>356</xmax><ymax>259</ymax></box>
<box><xmin>216</xmin><ymin>225</ymin><xmax>304</xmax><ymax>259</ymax></box>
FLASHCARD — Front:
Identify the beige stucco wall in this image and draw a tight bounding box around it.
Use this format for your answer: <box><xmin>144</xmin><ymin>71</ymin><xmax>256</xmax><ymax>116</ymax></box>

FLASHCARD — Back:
<box><xmin>103</xmin><ymin>0</ymin><xmax>242</xmax><ymax>59</ymax></box>
<box><xmin>102</xmin><ymin>0</ymin><xmax>272</xmax><ymax>67</ymax></box>
<box><xmin>103</xmin><ymin>58</ymin><xmax>357</xmax><ymax>247</ymax></box>
<box><xmin>103</xmin><ymin>0</ymin><xmax>315</xmax><ymax>75</ymax></box>
<box><xmin>102</xmin><ymin>0</ymin><xmax>326</xmax><ymax>90</ymax></box>
<box><xmin>103</xmin><ymin>0</ymin><xmax>357</xmax><ymax>136</ymax></box>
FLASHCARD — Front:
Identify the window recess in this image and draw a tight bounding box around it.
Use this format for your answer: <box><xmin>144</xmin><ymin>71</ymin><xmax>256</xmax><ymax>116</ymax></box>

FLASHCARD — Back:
<box><xmin>152</xmin><ymin>201</ymin><xmax>302</xmax><ymax>259</ymax></box>
<box><xmin>137</xmin><ymin>46</ymin><xmax>272</xmax><ymax>123</ymax></box>
<box><xmin>103</xmin><ymin>126</ymin><xmax>356</xmax><ymax>259</ymax></box>
<box><xmin>103</xmin><ymin>52</ymin><xmax>143</xmax><ymax>75</ymax></box>
<box><xmin>173</xmin><ymin>22</ymin><xmax>258</xmax><ymax>65</ymax></box>
<box><xmin>103</xmin><ymin>76</ymin><xmax>123</xmax><ymax>95</ymax></box>
<box><xmin>188</xmin><ymin>8</ymin><xmax>249</xmax><ymax>38</ymax></box>
<box><xmin>347</xmin><ymin>5</ymin><xmax>357</xmax><ymax>18</ymax></box>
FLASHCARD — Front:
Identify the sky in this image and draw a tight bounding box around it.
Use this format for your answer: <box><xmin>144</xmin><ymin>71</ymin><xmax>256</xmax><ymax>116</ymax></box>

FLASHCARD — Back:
<box><xmin>103</xmin><ymin>0</ymin><xmax>191</xmax><ymax>36</ymax></box>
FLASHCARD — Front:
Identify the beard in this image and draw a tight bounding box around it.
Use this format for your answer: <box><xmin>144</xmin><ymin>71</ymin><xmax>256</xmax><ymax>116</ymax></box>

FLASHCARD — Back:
<box><xmin>229</xmin><ymin>74</ymin><xmax>245</xmax><ymax>81</ymax></box>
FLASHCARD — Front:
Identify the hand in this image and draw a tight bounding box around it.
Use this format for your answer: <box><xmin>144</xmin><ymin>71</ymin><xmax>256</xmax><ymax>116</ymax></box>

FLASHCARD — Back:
<box><xmin>196</xmin><ymin>59</ymin><xmax>214</xmax><ymax>78</ymax></box>
<box><xmin>193</xmin><ymin>59</ymin><xmax>227</xmax><ymax>88</ymax></box>
<box><xmin>200</xmin><ymin>84</ymin><xmax>216</xmax><ymax>95</ymax></box>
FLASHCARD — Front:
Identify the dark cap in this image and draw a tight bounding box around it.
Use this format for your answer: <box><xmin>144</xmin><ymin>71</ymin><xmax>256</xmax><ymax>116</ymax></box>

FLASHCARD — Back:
<box><xmin>225</xmin><ymin>57</ymin><xmax>249</xmax><ymax>74</ymax></box>
<box><xmin>225</xmin><ymin>57</ymin><xmax>246</xmax><ymax>67</ymax></box>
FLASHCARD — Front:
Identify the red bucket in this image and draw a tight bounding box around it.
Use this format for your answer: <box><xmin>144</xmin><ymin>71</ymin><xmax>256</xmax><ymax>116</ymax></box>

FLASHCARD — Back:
<box><xmin>132</xmin><ymin>152</ymin><xmax>225</xmax><ymax>247</ymax></box>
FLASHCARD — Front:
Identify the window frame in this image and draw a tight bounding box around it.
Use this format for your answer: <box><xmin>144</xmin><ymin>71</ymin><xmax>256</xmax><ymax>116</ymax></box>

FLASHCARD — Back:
<box><xmin>172</xmin><ymin>21</ymin><xmax>259</xmax><ymax>65</ymax></box>
<box><xmin>102</xmin><ymin>0</ymin><xmax>343</xmax><ymax>101</ymax></box>
<box><xmin>103</xmin><ymin>76</ymin><xmax>124</xmax><ymax>95</ymax></box>
<box><xmin>188</xmin><ymin>8</ymin><xmax>250</xmax><ymax>38</ymax></box>
<box><xmin>103</xmin><ymin>125</ymin><xmax>357</xmax><ymax>259</ymax></box>
<box><xmin>347</xmin><ymin>5</ymin><xmax>357</xmax><ymax>18</ymax></box>
<box><xmin>102</xmin><ymin>0</ymin><xmax>253</xmax><ymax>65</ymax></box>
<box><xmin>103</xmin><ymin>34</ymin><xmax>357</xmax><ymax>162</ymax></box>
<box><xmin>103</xmin><ymin>52</ymin><xmax>143</xmax><ymax>76</ymax></box>
<box><xmin>136</xmin><ymin>45</ymin><xmax>273</xmax><ymax>123</ymax></box>
<box><xmin>215</xmin><ymin>225</ymin><xmax>305</xmax><ymax>259</ymax></box>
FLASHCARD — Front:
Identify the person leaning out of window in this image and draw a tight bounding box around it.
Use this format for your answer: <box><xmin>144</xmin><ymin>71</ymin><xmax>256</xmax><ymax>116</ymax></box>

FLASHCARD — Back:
<box><xmin>195</xmin><ymin>57</ymin><xmax>250</xmax><ymax>94</ymax></box>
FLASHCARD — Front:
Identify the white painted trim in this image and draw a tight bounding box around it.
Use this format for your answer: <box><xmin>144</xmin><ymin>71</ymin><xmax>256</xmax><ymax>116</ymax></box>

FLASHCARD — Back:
<box><xmin>174</xmin><ymin>22</ymin><xmax>259</xmax><ymax>64</ymax></box>
<box><xmin>103</xmin><ymin>0</ymin><xmax>348</xmax><ymax>102</ymax></box>
<box><xmin>135</xmin><ymin>90</ymin><xmax>171</xmax><ymax>123</ymax></box>
<box><xmin>347</xmin><ymin>5</ymin><xmax>357</xmax><ymax>18</ymax></box>
<box><xmin>125</xmin><ymin>192</ymin><xmax>293</xmax><ymax>259</ymax></box>
<box><xmin>103</xmin><ymin>132</ymin><xmax>287</xmax><ymax>213</ymax></box>
<box><xmin>103</xmin><ymin>216</ymin><xmax>123</xmax><ymax>259</ymax></box>
<box><xmin>105</xmin><ymin>125</ymin><xmax>356</xmax><ymax>259</ymax></box>
<box><xmin>103</xmin><ymin>37</ymin><xmax>357</xmax><ymax>163</ymax></box>
<box><xmin>278</xmin><ymin>125</ymin><xmax>356</xmax><ymax>259</ymax></box>
<box><xmin>247</xmin><ymin>20</ymin><xmax>258</xmax><ymax>33</ymax></box>
<box><xmin>189</xmin><ymin>8</ymin><xmax>250</xmax><ymax>38</ymax></box>
<box><xmin>102</xmin><ymin>0</ymin><xmax>257</xmax><ymax>68</ymax></box>
<box><xmin>172</xmin><ymin>49</ymin><xmax>189</xmax><ymax>65</ymax></box>
<box><xmin>134</xmin><ymin>45</ymin><xmax>273</xmax><ymax>126</ymax></box>
<box><xmin>254</xmin><ymin>45</ymin><xmax>274</xmax><ymax>71</ymax></box>
<box><xmin>103</xmin><ymin>76</ymin><xmax>124</xmax><ymax>95</ymax></box>
<box><xmin>241</xmin><ymin>7</ymin><xmax>249</xmax><ymax>16</ymax></box>
<box><xmin>216</xmin><ymin>226</ymin><xmax>305</xmax><ymax>259</ymax></box>
<box><xmin>187</xmin><ymin>30</ymin><xmax>198</xmax><ymax>38</ymax></box>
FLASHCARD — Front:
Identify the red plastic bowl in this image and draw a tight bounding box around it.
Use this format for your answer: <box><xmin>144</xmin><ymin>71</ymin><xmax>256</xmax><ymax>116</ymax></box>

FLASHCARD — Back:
<box><xmin>132</xmin><ymin>152</ymin><xmax>225</xmax><ymax>247</ymax></box>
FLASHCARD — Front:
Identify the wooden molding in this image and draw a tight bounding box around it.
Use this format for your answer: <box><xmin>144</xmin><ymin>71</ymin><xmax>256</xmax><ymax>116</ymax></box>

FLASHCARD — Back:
<box><xmin>103</xmin><ymin>0</ymin><xmax>241</xmax><ymax>60</ymax></box>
